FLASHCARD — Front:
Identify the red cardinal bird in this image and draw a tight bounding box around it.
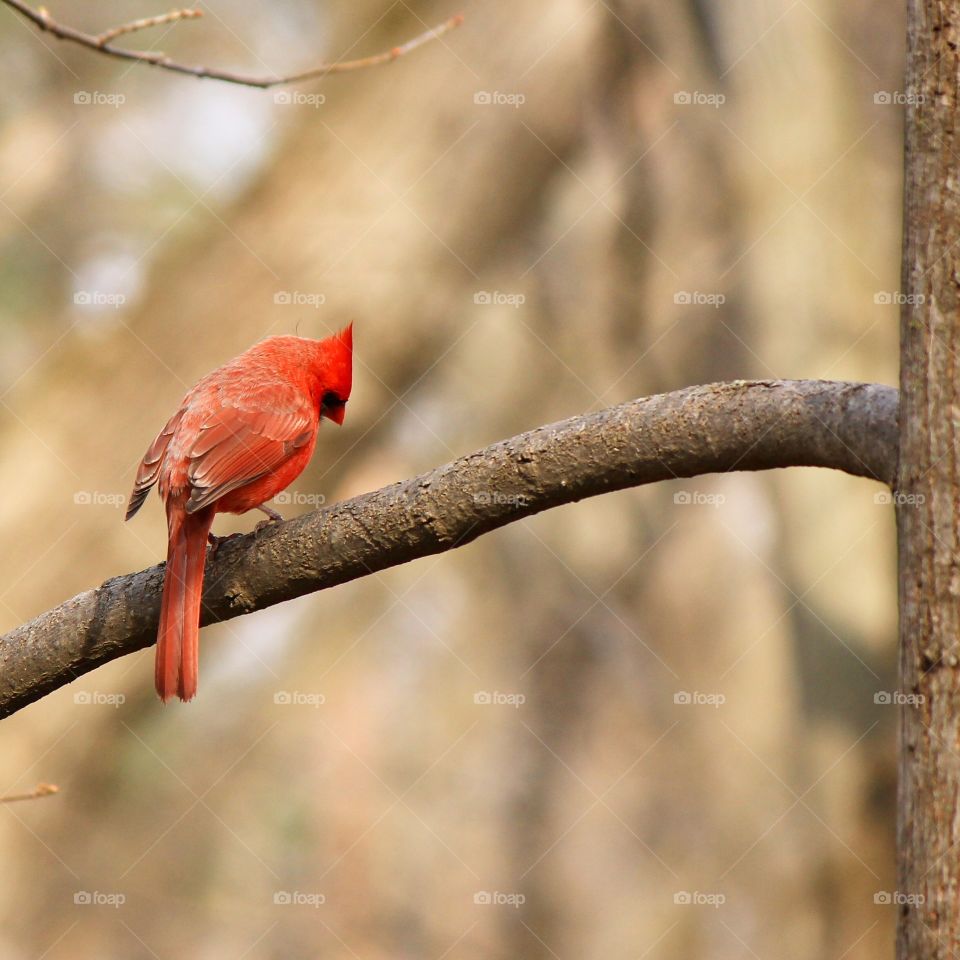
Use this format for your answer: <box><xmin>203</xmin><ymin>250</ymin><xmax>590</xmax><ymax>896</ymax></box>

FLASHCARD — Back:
<box><xmin>126</xmin><ymin>327</ymin><xmax>353</xmax><ymax>702</ymax></box>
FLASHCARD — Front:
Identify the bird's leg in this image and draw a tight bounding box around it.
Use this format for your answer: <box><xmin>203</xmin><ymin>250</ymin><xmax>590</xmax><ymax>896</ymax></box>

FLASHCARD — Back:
<box><xmin>254</xmin><ymin>503</ymin><xmax>284</xmax><ymax>535</ymax></box>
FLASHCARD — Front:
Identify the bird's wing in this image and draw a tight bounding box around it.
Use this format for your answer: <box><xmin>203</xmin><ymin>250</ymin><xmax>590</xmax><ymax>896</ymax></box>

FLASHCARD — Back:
<box><xmin>126</xmin><ymin>407</ymin><xmax>185</xmax><ymax>521</ymax></box>
<box><xmin>184</xmin><ymin>390</ymin><xmax>315</xmax><ymax>514</ymax></box>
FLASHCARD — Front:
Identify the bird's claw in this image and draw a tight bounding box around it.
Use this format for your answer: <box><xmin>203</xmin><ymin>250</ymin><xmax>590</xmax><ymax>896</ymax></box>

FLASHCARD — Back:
<box><xmin>253</xmin><ymin>504</ymin><xmax>284</xmax><ymax>537</ymax></box>
<box><xmin>207</xmin><ymin>531</ymin><xmax>241</xmax><ymax>556</ymax></box>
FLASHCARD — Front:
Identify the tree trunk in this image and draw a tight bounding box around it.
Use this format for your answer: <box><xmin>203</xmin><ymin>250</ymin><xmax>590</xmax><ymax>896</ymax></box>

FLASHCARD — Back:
<box><xmin>897</xmin><ymin>1</ymin><xmax>960</xmax><ymax>955</ymax></box>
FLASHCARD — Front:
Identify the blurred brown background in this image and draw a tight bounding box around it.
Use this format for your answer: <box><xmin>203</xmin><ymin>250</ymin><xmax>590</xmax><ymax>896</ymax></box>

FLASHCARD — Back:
<box><xmin>0</xmin><ymin>1</ymin><xmax>901</xmax><ymax>957</ymax></box>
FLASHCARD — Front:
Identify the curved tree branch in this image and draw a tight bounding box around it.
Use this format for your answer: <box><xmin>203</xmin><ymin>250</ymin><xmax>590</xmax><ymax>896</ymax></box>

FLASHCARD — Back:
<box><xmin>0</xmin><ymin>379</ymin><xmax>898</xmax><ymax>717</ymax></box>
<box><xmin>0</xmin><ymin>0</ymin><xmax>464</xmax><ymax>88</ymax></box>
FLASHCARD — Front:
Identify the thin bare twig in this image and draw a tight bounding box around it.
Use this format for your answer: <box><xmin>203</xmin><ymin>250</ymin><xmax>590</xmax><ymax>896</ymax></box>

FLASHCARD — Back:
<box><xmin>96</xmin><ymin>8</ymin><xmax>202</xmax><ymax>47</ymax></box>
<box><xmin>0</xmin><ymin>783</ymin><xmax>59</xmax><ymax>803</ymax></box>
<box><xmin>1</xmin><ymin>0</ymin><xmax>464</xmax><ymax>88</ymax></box>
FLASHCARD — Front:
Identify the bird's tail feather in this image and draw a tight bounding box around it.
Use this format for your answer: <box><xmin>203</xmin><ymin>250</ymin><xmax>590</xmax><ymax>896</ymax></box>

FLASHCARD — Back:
<box><xmin>156</xmin><ymin>507</ymin><xmax>215</xmax><ymax>702</ymax></box>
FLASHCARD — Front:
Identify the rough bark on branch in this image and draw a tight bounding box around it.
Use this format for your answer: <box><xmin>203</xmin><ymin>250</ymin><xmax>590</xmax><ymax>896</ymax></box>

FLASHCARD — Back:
<box><xmin>0</xmin><ymin>378</ymin><xmax>897</xmax><ymax>718</ymax></box>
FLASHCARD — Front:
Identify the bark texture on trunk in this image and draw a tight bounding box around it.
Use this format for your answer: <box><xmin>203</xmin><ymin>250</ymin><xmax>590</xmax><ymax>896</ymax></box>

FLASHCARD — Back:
<box><xmin>897</xmin><ymin>2</ymin><xmax>960</xmax><ymax>955</ymax></box>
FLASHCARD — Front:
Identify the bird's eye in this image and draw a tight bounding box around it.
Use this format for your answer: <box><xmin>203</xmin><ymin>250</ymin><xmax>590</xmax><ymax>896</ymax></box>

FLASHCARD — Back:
<box><xmin>322</xmin><ymin>391</ymin><xmax>344</xmax><ymax>408</ymax></box>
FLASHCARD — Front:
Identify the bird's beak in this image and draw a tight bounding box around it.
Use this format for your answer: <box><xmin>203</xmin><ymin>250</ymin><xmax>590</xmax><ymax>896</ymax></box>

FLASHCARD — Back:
<box><xmin>322</xmin><ymin>405</ymin><xmax>346</xmax><ymax>426</ymax></box>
